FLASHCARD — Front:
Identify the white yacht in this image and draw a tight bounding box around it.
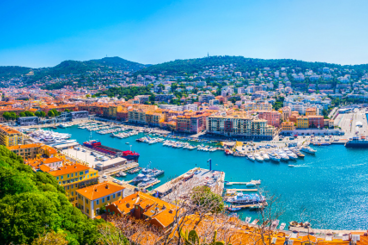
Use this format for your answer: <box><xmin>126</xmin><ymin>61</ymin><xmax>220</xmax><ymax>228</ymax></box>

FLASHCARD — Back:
<box><xmin>254</xmin><ymin>153</ymin><xmax>264</xmax><ymax>162</ymax></box>
<box><xmin>260</xmin><ymin>152</ymin><xmax>270</xmax><ymax>161</ymax></box>
<box><xmin>300</xmin><ymin>146</ymin><xmax>317</xmax><ymax>154</ymax></box>
<box><xmin>269</xmin><ymin>153</ymin><xmax>281</xmax><ymax>162</ymax></box>
<box><xmin>247</xmin><ymin>154</ymin><xmax>255</xmax><ymax>161</ymax></box>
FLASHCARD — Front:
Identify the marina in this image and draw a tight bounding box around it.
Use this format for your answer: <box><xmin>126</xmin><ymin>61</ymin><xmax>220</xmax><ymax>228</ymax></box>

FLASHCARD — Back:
<box><xmin>47</xmin><ymin>124</ymin><xmax>368</xmax><ymax>230</ymax></box>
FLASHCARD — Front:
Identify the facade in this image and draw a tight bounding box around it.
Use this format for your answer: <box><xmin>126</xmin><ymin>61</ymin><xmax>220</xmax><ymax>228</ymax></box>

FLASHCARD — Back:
<box><xmin>7</xmin><ymin>143</ymin><xmax>43</xmax><ymax>159</ymax></box>
<box><xmin>281</xmin><ymin>121</ymin><xmax>295</xmax><ymax>131</ymax></box>
<box><xmin>278</xmin><ymin>106</ymin><xmax>291</xmax><ymax>121</ymax></box>
<box><xmin>308</xmin><ymin>115</ymin><xmax>324</xmax><ymax>128</ymax></box>
<box><xmin>206</xmin><ymin>114</ymin><xmax>274</xmax><ymax>139</ymax></box>
<box><xmin>0</xmin><ymin>125</ymin><xmax>24</xmax><ymax>147</ymax></box>
<box><xmin>243</xmin><ymin>102</ymin><xmax>272</xmax><ymax>111</ymax></box>
<box><xmin>258</xmin><ymin>111</ymin><xmax>281</xmax><ymax>127</ymax></box>
<box><xmin>305</xmin><ymin>108</ymin><xmax>317</xmax><ymax>116</ymax></box>
<box><xmin>76</xmin><ymin>181</ymin><xmax>125</xmax><ymax>219</ymax></box>
<box><xmin>42</xmin><ymin>164</ymin><xmax>99</xmax><ymax>205</ymax></box>
<box><xmin>69</xmin><ymin>111</ymin><xmax>89</xmax><ymax>120</ymax></box>
<box><xmin>176</xmin><ymin>113</ymin><xmax>207</xmax><ymax>134</ymax></box>
<box><xmin>296</xmin><ymin>116</ymin><xmax>309</xmax><ymax>129</ymax></box>
<box><xmin>17</xmin><ymin>116</ymin><xmax>39</xmax><ymax>126</ymax></box>
<box><xmin>198</xmin><ymin>94</ymin><xmax>215</xmax><ymax>103</ymax></box>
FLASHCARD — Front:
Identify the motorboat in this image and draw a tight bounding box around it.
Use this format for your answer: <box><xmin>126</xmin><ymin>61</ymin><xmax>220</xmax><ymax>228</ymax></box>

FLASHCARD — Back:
<box><xmin>137</xmin><ymin>177</ymin><xmax>159</xmax><ymax>188</ymax></box>
<box><xmin>227</xmin><ymin>193</ymin><xmax>265</xmax><ymax>204</ymax></box>
<box><xmin>285</xmin><ymin>150</ymin><xmax>298</xmax><ymax>160</ymax></box>
<box><xmin>254</xmin><ymin>153</ymin><xmax>264</xmax><ymax>162</ymax></box>
<box><xmin>247</xmin><ymin>154</ymin><xmax>255</xmax><ymax>161</ymax></box>
<box><xmin>260</xmin><ymin>152</ymin><xmax>270</xmax><ymax>161</ymax></box>
<box><xmin>227</xmin><ymin>206</ymin><xmax>241</xmax><ymax>212</ymax></box>
<box><xmin>269</xmin><ymin>153</ymin><xmax>281</xmax><ymax>162</ymax></box>
<box><xmin>300</xmin><ymin>146</ymin><xmax>317</xmax><ymax>154</ymax></box>
<box><xmin>118</xmin><ymin>171</ymin><xmax>126</xmax><ymax>177</ymax></box>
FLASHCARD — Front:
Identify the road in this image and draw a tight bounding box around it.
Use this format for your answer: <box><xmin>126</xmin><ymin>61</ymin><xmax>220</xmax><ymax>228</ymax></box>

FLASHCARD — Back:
<box><xmin>334</xmin><ymin>108</ymin><xmax>368</xmax><ymax>138</ymax></box>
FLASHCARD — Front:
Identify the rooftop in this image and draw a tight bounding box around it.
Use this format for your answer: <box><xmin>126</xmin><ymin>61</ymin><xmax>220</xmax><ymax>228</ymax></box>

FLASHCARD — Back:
<box><xmin>76</xmin><ymin>181</ymin><xmax>125</xmax><ymax>200</ymax></box>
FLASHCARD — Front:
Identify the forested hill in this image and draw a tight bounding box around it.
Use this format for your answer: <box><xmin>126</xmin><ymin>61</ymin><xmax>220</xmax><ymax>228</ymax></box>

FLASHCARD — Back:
<box><xmin>0</xmin><ymin>66</ymin><xmax>32</xmax><ymax>79</ymax></box>
<box><xmin>0</xmin><ymin>56</ymin><xmax>148</xmax><ymax>81</ymax></box>
<box><xmin>135</xmin><ymin>56</ymin><xmax>368</xmax><ymax>76</ymax></box>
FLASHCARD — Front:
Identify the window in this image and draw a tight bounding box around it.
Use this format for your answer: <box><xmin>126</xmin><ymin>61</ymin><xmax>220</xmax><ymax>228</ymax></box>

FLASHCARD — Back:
<box><xmin>56</xmin><ymin>176</ymin><xmax>59</xmax><ymax>180</ymax></box>
<box><xmin>61</xmin><ymin>176</ymin><xmax>64</xmax><ymax>180</ymax></box>
<box><xmin>94</xmin><ymin>173</ymin><xmax>96</xmax><ymax>176</ymax></box>
<box><xmin>71</xmin><ymin>192</ymin><xmax>73</xmax><ymax>196</ymax></box>
<box><xmin>96</xmin><ymin>200</ymin><xmax>99</xmax><ymax>205</ymax></box>
<box><xmin>71</xmin><ymin>173</ymin><xmax>73</xmax><ymax>177</ymax></box>
<box><xmin>85</xmin><ymin>170</ymin><xmax>88</xmax><ymax>174</ymax></box>
<box><xmin>79</xmin><ymin>172</ymin><xmax>83</xmax><ymax>175</ymax></box>
<box><xmin>59</xmin><ymin>182</ymin><xmax>61</xmax><ymax>185</ymax></box>
<box><xmin>117</xmin><ymin>192</ymin><xmax>121</xmax><ymax>197</ymax></box>
<box><xmin>87</xmin><ymin>208</ymin><xmax>89</xmax><ymax>214</ymax></box>
<box><xmin>67</xmin><ymin>174</ymin><xmax>70</xmax><ymax>178</ymax></box>
<box><xmin>113</xmin><ymin>194</ymin><xmax>116</xmax><ymax>199</ymax></box>
<box><xmin>79</xmin><ymin>177</ymin><xmax>82</xmax><ymax>181</ymax></box>
<box><xmin>102</xmin><ymin>198</ymin><xmax>105</xmax><ymax>203</ymax></box>
<box><xmin>75</xmin><ymin>172</ymin><xmax>78</xmax><ymax>176</ymax></box>
<box><xmin>67</xmin><ymin>186</ymin><xmax>69</xmax><ymax>190</ymax></box>
<box><xmin>75</xmin><ymin>184</ymin><xmax>78</xmax><ymax>188</ymax></box>
<box><xmin>107</xmin><ymin>196</ymin><xmax>110</xmax><ymax>201</ymax></box>
<box><xmin>86</xmin><ymin>199</ymin><xmax>88</xmax><ymax>204</ymax></box>
<box><xmin>78</xmin><ymin>194</ymin><xmax>81</xmax><ymax>199</ymax></box>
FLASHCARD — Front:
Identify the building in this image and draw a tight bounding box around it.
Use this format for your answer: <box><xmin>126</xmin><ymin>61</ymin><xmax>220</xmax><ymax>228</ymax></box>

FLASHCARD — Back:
<box><xmin>69</xmin><ymin>111</ymin><xmax>89</xmax><ymax>120</ymax></box>
<box><xmin>176</xmin><ymin>113</ymin><xmax>208</xmax><ymax>134</ymax></box>
<box><xmin>198</xmin><ymin>94</ymin><xmax>215</xmax><ymax>103</ymax></box>
<box><xmin>106</xmin><ymin>191</ymin><xmax>178</xmax><ymax>231</ymax></box>
<box><xmin>278</xmin><ymin>106</ymin><xmax>291</xmax><ymax>121</ymax></box>
<box><xmin>308</xmin><ymin>115</ymin><xmax>324</xmax><ymax>128</ymax></box>
<box><xmin>281</xmin><ymin>121</ymin><xmax>295</xmax><ymax>131</ymax></box>
<box><xmin>76</xmin><ymin>181</ymin><xmax>125</xmax><ymax>219</ymax></box>
<box><xmin>206</xmin><ymin>114</ymin><xmax>275</xmax><ymax>140</ymax></box>
<box><xmin>243</xmin><ymin>102</ymin><xmax>272</xmax><ymax>111</ymax></box>
<box><xmin>42</xmin><ymin>163</ymin><xmax>99</xmax><ymax>205</ymax></box>
<box><xmin>296</xmin><ymin>116</ymin><xmax>309</xmax><ymax>129</ymax></box>
<box><xmin>17</xmin><ymin>116</ymin><xmax>39</xmax><ymax>126</ymax></box>
<box><xmin>305</xmin><ymin>108</ymin><xmax>317</xmax><ymax>116</ymax></box>
<box><xmin>258</xmin><ymin>111</ymin><xmax>281</xmax><ymax>127</ymax></box>
<box><xmin>7</xmin><ymin>143</ymin><xmax>43</xmax><ymax>159</ymax></box>
<box><xmin>0</xmin><ymin>125</ymin><xmax>24</xmax><ymax>147</ymax></box>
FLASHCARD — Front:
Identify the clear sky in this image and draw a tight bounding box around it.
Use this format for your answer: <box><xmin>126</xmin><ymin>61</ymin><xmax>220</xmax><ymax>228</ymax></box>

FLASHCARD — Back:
<box><xmin>1</xmin><ymin>0</ymin><xmax>368</xmax><ymax>67</ymax></box>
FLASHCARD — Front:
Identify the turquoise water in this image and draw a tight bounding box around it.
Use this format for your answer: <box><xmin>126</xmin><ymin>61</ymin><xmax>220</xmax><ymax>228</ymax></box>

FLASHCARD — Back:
<box><xmin>55</xmin><ymin>126</ymin><xmax>368</xmax><ymax>230</ymax></box>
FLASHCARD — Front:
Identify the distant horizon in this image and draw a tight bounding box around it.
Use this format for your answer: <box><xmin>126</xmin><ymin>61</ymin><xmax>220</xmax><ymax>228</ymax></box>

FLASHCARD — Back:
<box><xmin>2</xmin><ymin>0</ymin><xmax>368</xmax><ymax>67</ymax></box>
<box><xmin>2</xmin><ymin>55</ymin><xmax>368</xmax><ymax>69</ymax></box>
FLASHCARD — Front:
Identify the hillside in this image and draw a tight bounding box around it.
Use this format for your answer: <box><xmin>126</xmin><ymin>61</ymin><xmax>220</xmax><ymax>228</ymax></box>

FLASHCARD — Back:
<box><xmin>135</xmin><ymin>56</ymin><xmax>368</xmax><ymax>76</ymax></box>
<box><xmin>1</xmin><ymin>57</ymin><xmax>148</xmax><ymax>81</ymax></box>
<box><xmin>0</xmin><ymin>66</ymin><xmax>32</xmax><ymax>79</ymax></box>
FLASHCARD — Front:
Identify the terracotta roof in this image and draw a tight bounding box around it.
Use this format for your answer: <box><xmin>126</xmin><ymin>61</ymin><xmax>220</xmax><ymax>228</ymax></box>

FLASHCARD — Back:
<box><xmin>48</xmin><ymin>163</ymin><xmax>90</xmax><ymax>176</ymax></box>
<box><xmin>7</xmin><ymin>143</ymin><xmax>42</xmax><ymax>150</ymax></box>
<box><xmin>0</xmin><ymin>125</ymin><xmax>21</xmax><ymax>134</ymax></box>
<box><xmin>43</xmin><ymin>157</ymin><xmax>62</xmax><ymax>164</ymax></box>
<box><xmin>76</xmin><ymin>181</ymin><xmax>125</xmax><ymax>200</ymax></box>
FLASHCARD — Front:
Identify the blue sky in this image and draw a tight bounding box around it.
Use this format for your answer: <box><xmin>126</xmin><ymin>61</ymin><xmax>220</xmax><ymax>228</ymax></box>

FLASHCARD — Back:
<box><xmin>1</xmin><ymin>0</ymin><xmax>368</xmax><ymax>67</ymax></box>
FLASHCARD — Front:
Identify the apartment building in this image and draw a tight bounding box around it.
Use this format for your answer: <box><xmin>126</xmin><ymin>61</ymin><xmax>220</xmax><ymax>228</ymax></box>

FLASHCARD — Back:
<box><xmin>281</xmin><ymin>121</ymin><xmax>295</xmax><ymax>131</ymax></box>
<box><xmin>206</xmin><ymin>114</ymin><xmax>274</xmax><ymax>139</ymax></box>
<box><xmin>0</xmin><ymin>125</ymin><xmax>24</xmax><ymax>147</ymax></box>
<box><xmin>308</xmin><ymin>115</ymin><xmax>324</xmax><ymax>128</ymax></box>
<box><xmin>176</xmin><ymin>113</ymin><xmax>208</xmax><ymax>134</ymax></box>
<box><xmin>296</xmin><ymin>116</ymin><xmax>309</xmax><ymax>129</ymax></box>
<box><xmin>7</xmin><ymin>143</ymin><xmax>43</xmax><ymax>159</ymax></box>
<box><xmin>258</xmin><ymin>111</ymin><xmax>281</xmax><ymax>127</ymax></box>
<box><xmin>243</xmin><ymin>102</ymin><xmax>272</xmax><ymax>111</ymax></box>
<box><xmin>76</xmin><ymin>181</ymin><xmax>125</xmax><ymax>219</ymax></box>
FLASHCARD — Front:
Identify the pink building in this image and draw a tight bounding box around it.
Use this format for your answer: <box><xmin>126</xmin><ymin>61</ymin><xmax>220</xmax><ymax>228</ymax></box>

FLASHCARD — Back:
<box><xmin>258</xmin><ymin>110</ymin><xmax>281</xmax><ymax>127</ymax></box>
<box><xmin>278</xmin><ymin>106</ymin><xmax>292</xmax><ymax>121</ymax></box>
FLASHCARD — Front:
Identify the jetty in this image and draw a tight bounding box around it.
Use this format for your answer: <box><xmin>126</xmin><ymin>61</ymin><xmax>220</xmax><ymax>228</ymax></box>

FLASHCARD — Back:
<box><xmin>226</xmin><ymin>182</ymin><xmax>257</xmax><ymax>185</ymax></box>
<box><xmin>226</xmin><ymin>188</ymin><xmax>258</xmax><ymax>193</ymax></box>
<box><xmin>226</xmin><ymin>203</ymin><xmax>267</xmax><ymax>210</ymax></box>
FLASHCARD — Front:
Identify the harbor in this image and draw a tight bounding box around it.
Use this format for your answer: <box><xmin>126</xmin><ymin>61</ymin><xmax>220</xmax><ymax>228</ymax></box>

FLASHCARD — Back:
<box><xmin>20</xmin><ymin>123</ymin><xmax>368</xmax><ymax>230</ymax></box>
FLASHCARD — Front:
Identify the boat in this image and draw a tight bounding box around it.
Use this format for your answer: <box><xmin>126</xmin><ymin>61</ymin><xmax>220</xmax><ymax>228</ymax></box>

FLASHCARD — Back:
<box><xmin>225</xmin><ymin>149</ymin><xmax>234</xmax><ymax>155</ymax></box>
<box><xmin>83</xmin><ymin>140</ymin><xmax>139</xmax><ymax>161</ymax></box>
<box><xmin>137</xmin><ymin>177</ymin><xmax>159</xmax><ymax>188</ymax></box>
<box><xmin>279</xmin><ymin>223</ymin><xmax>286</xmax><ymax>231</ymax></box>
<box><xmin>345</xmin><ymin>136</ymin><xmax>368</xmax><ymax>148</ymax></box>
<box><xmin>227</xmin><ymin>206</ymin><xmax>241</xmax><ymax>212</ymax></box>
<box><xmin>227</xmin><ymin>193</ymin><xmax>265</xmax><ymax>205</ymax></box>
<box><xmin>118</xmin><ymin>171</ymin><xmax>126</xmax><ymax>177</ymax></box>
<box><xmin>300</xmin><ymin>146</ymin><xmax>317</xmax><ymax>154</ymax></box>
<box><xmin>269</xmin><ymin>153</ymin><xmax>281</xmax><ymax>162</ymax></box>
<box><xmin>288</xmin><ymin>165</ymin><xmax>295</xmax><ymax>168</ymax></box>
<box><xmin>254</xmin><ymin>153</ymin><xmax>264</xmax><ymax>162</ymax></box>
<box><xmin>247</xmin><ymin>154</ymin><xmax>255</xmax><ymax>161</ymax></box>
<box><xmin>128</xmin><ymin>167</ymin><xmax>142</xmax><ymax>174</ymax></box>
<box><xmin>245</xmin><ymin>217</ymin><xmax>252</xmax><ymax>224</ymax></box>
<box><xmin>131</xmin><ymin>173</ymin><xmax>147</xmax><ymax>184</ymax></box>
<box><xmin>260</xmin><ymin>152</ymin><xmax>270</xmax><ymax>161</ymax></box>
<box><xmin>246</xmin><ymin>182</ymin><xmax>256</xmax><ymax>187</ymax></box>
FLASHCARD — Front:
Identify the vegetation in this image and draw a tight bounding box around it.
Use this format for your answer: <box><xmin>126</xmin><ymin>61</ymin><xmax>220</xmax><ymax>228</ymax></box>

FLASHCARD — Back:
<box><xmin>180</xmin><ymin>229</ymin><xmax>229</xmax><ymax>245</ymax></box>
<box><xmin>2</xmin><ymin>111</ymin><xmax>18</xmax><ymax>120</ymax></box>
<box><xmin>35</xmin><ymin>111</ymin><xmax>47</xmax><ymax>117</ymax></box>
<box><xmin>190</xmin><ymin>186</ymin><xmax>224</xmax><ymax>213</ymax></box>
<box><xmin>273</xmin><ymin>96</ymin><xmax>285</xmax><ymax>111</ymax></box>
<box><xmin>95</xmin><ymin>86</ymin><xmax>153</xmax><ymax>100</ymax></box>
<box><xmin>0</xmin><ymin>66</ymin><xmax>32</xmax><ymax>79</ymax></box>
<box><xmin>0</xmin><ymin>146</ymin><xmax>119</xmax><ymax>244</ymax></box>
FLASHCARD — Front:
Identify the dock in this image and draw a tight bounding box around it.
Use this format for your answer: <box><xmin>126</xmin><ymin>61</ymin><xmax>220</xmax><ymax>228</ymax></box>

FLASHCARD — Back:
<box><xmin>226</xmin><ymin>188</ymin><xmax>258</xmax><ymax>192</ymax></box>
<box><xmin>226</xmin><ymin>182</ymin><xmax>256</xmax><ymax>185</ymax></box>
<box><xmin>226</xmin><ymin>203</ymin><xmax>267</xmax><ymax>209</ymax></box>
<box><xmin>103</xmin><ymin>162</ymin><xmax>139</xmax><ymax>176</ymax></box>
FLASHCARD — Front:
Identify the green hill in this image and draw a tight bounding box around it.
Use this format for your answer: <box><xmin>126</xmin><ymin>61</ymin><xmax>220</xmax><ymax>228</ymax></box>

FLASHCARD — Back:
<box><xmin>135</xmin><ymin>55</ymin><xmax>367</xmax><ymax>76</ymax></box>
<box><xmin>0</xmin><ymin>66</ymin><xmax>32</xmax><ymax>79</ymax></box>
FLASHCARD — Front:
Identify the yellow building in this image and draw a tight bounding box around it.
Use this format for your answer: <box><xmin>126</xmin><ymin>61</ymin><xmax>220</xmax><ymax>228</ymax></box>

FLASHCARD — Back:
<box><xmin>76</xmin><ymin>181</ymin><xmax>125</xmax><ymax>219</ymax></box>
<box><xmin>41</xmin><ymin>164</ymin><xmax>99</xmax><ymax>205</ymax></box>
<box><xmin>0</xmin><ymin>125</ymin><xmax>24</xmax><ymax>147</ymax></box>
<box><xmin>296</xmin><ymin>116</ymin><xmax>309</xmax><ymax>129</ymax></box>
<box><xmin>305</xmin><ymin>107</ymin><xmax>317</xmax><ymax>116</ymax></box>
<box><xmin>145</xmin><ymin>111</ymin><xmax>165</xmax><ymax>126</ymax></box>
<box><xmin>281</xmin><ymin>121</ymin><xmax>295</xmax><ymax>131</ymax></box>
<box><xmin>7</xmin><ymin>143</ymin><xmax>43</xmax><ymax>159</ymax></box>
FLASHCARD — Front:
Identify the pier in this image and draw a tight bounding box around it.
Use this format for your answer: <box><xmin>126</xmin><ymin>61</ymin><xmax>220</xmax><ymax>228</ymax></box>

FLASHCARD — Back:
<box><xmin>226</xmin><ymin>182</ymin><xmax>257</xmax><ymax>185</ymax></box>
<box><xmin>226</xmin><ymin>188</ymin><xmax>258</xmax><ymax>193</ymax></box>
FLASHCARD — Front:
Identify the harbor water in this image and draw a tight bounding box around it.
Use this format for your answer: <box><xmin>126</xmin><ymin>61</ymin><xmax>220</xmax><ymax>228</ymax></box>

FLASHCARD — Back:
<box><xmin>54</xmin><ymin>126</ymin><xmax>368</xmax><ymax>230</ymax></box>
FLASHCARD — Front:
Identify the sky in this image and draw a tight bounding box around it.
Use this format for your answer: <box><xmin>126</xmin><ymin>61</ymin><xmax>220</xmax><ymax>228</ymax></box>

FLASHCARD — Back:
<box><xmin>1</xmin><ymin>0</ymin><xmax>368</xmax><ymax>67</ymax></box>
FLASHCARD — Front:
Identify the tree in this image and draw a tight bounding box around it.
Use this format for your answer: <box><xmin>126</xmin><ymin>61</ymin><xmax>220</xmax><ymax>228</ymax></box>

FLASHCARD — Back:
<box><xmin>149</xmin><ymin>94</ymin><xmax>156</xmax><ymax>104</ymax></box>
<box><xmin>31</xmin><ymin>232</ymin><xmax>68</xmax><ymax>245</ymax></box>
<box><xmin>191</xmin><ymin>186</ymin><xmax>224</xmax><ymax>213</ymax></box>
<box><xmin>35</xmin><ymin>111</ymin><xmax>46</xmax><ymax>117</ymax></box>
<box><xmin>19</xmin><ymin>112</ymin><xmax>26</xmax><ymax>117</ymax></box>
<box><xmin>25</xmin><ymin>111</ymin><xmax>35</xmax><ymax>117</ymax></box>
<box><xmin>48</xmin><ymin>110</ymin><xmax>55</xmax><ymax>117</ymax></box>
<box><xmin>171</xmin><ymin>83</ymin><xmax>178</xmax><ymax>92</ymax></box>
<box><xmin>2</xmin><ymin>112</ymin><xmax>10</xmax><ymax>120</ymax></box>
